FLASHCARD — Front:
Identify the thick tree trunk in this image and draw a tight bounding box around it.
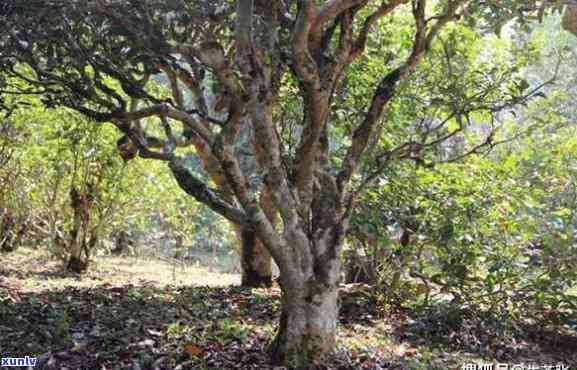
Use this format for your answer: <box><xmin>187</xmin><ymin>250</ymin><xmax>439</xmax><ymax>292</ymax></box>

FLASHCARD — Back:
<box><xmin>269</xmin><ymin>281</ymin><xmax>339</xmax><ymax>369</ymax></box>
<box><xmin>238</xmin><ymin>225</ymin><xmax>272</xmax><ymax>287</ymax></box>
<box><xmin>268</xmin><ymin>226</ymin><xmax>342</xmax><ymax>368</ymax></box>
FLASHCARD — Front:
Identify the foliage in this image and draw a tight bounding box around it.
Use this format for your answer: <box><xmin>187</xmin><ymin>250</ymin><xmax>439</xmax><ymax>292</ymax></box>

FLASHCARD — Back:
<box><xmin>0</xmin><ymin>95</ymin><xmax>232</xmax><ymax>264</ymax></box>
<box><xmin>347</xmin><ymin>112</ymin><xmax>577</xmax><ymax>326</ymax></box>
<box><xmin>344</xmin><ymin>13</ymin><xmax>577</xmax><ymax>329</ymax></box>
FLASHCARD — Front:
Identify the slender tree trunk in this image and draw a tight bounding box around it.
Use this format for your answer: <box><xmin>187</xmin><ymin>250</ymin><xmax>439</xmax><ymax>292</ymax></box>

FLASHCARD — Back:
<box><xmin>0</xmin><ymin>209</ymin><xmax>16</xmax><ymax>252</ymax></box>
<box><xmin>67</xmin><ymin>216</ymin><xmax>88</xmax><ymax>273</ymax></box>
<box><xmin>66</xmin><ymin>187</ymin><xmax>89</xmax><ymax>273</ymax></box>
<box><xmin>66</xmin><ymin>230</ymin><xmax>95</xmax><ymax>273</ymax></box>
<box><xmin>67</xmin><ymin>227</ymin><xmax>90</xmax><ymax>273</ymax></box>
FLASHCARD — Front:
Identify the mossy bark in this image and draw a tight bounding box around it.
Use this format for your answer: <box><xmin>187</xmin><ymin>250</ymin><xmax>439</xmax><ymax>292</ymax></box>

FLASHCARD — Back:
<box><xmin>269</xmin><ymin>280</ymin><xmax>339</xmax><ymax>369</ymax></box>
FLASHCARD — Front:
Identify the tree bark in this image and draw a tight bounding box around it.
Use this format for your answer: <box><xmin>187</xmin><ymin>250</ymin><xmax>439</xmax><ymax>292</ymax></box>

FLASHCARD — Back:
<box><xmin>0</xmin><ymin>2</ymin><xmax>465</xmax><ymax>368</ymax></box>
<box><xmin>176</xmin><ymin>133</ymin><xmax>275</xmax><ymax>288</ymax></box>
<box><xmin>66</xmin><ymin>187</ymin><xmax>92</xmax><ymax>273</ymax></box>
<box><xmin>230</xmin><ymin>182</ymin><xmax>275</xmax><ymax>287</ymax></box>
<box><xmin>267</xmin><ymin>226</ymin><xmax>343</xmax><ymax>368</ymax></box>
<box><xmin>563</xmin><ymin>5</ymin><xmax>577</xmax><ymax>37</ymax></box>
<box><xmin>66</xmin><ymin>233</ymin><xmax>95</xmax><ymax>273</ymax></box>
<box><xmin>0</xmin><ymin>210</ymin><xmax>16</xmax><ymax>252</ymax></box>
<box><xmin>237</xmin><ymin>225</ymin><xmax>272</xmax><ymax>287</ymax></box>
<box><xmin>269</xmin><ymin>277</ymin><xmax>339</xmax><ymax>368</ymax></box>
<box><xmin>66</xmin><ymin>225</ymin><xmax>89</xmax><ymax>273</ymax></box>
<box><xmin>67</xmin><ymin>255</ymin><xmax>88</xmax><ymax>273</ymax></box>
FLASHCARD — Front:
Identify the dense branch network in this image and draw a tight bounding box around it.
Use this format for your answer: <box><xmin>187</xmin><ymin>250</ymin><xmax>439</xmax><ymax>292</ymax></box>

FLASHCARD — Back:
<box><xmin>0</xmin><ymin>0</ymin><xmax>560</xmax><ymax>270</ymax></box>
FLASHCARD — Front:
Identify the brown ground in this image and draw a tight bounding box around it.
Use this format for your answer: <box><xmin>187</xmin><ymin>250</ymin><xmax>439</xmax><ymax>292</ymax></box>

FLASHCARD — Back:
<box><xmin>1</xmin><ymin>248</ymin><xmax>575</xmax><ymax>370</ymax></box>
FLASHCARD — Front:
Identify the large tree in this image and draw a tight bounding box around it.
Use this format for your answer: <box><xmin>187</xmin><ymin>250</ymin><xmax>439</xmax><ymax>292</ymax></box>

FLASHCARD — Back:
<box><xmin>0</xmin><ymin>0</ymin><xmax>568</xmax><ymax>367</ymax></box>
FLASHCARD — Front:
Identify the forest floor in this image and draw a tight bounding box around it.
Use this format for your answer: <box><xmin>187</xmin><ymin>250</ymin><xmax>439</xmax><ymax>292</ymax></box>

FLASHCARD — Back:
<box><xmin>1</xmin><ymin>248</ymin><xmax>576</xmax><ymax>370</ymax></box>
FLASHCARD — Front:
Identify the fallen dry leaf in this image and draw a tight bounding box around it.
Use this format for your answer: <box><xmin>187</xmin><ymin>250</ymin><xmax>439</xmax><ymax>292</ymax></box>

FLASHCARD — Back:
<box><xmin>183</xmin><ymin>344</ymin><xmax>204</xmax><ymax>357</ymax></box>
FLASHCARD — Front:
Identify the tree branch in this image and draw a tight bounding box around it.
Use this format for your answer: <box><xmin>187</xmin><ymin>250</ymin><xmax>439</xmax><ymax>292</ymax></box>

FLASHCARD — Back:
<box><xmin>349</xmin><ymin>0</ymin><xmax>410</xmax><ymax>62</ymax></box>
<box><xmin>169</xmin><ymin>157</ymin><xmax>249</xmax><ymax>225</ymax></box>
<box><xmin>291</xmin><ymin>0</ymin><xmax>320</xmax><ymax>84</ymax></box>
<box><xmin>108</xmin><ymin>104</ymin><xmax>214</xmax><ymax>144</ymax></box>
<box><xmin>337</xmin><ymin>0</ymin><xmax>464</xmax><ymax>194</ymax></box>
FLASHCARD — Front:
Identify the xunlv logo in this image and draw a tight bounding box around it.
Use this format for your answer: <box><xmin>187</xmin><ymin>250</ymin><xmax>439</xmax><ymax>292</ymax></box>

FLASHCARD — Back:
<box><xmin>1</xmin><ymin>356</ymin><xmax>37</xmax><ymax>367</ymax></box>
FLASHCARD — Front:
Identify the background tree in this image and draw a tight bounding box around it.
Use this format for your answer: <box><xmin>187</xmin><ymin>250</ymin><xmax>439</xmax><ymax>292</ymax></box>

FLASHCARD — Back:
<box><xmin>0</xmin><ymin>98</ymin><xmax>129</xmax><ymax>270</ymax></box>
<box><xmin>0</xmin><ymin>117</ymin><xmax>28</xmax><ymax>252</ymax></box>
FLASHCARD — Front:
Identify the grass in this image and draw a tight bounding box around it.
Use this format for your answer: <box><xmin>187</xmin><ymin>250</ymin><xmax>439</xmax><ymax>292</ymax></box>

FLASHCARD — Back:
<box><xmin>1</xmin><ymin>248</ymin><xmax>576</xmax><ymax>370</ymax></box>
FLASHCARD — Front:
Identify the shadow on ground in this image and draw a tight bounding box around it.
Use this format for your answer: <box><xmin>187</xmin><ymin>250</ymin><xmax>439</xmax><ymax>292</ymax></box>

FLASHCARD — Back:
<box><xmin>1</xmin><ymin>281</ymin><xmax>576</xmax><ymax>370</ymax></box>
<box><xmin>395</xmin><ymin>302</ymin><xmax>577</xmax><ymax>367</ymax></box>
